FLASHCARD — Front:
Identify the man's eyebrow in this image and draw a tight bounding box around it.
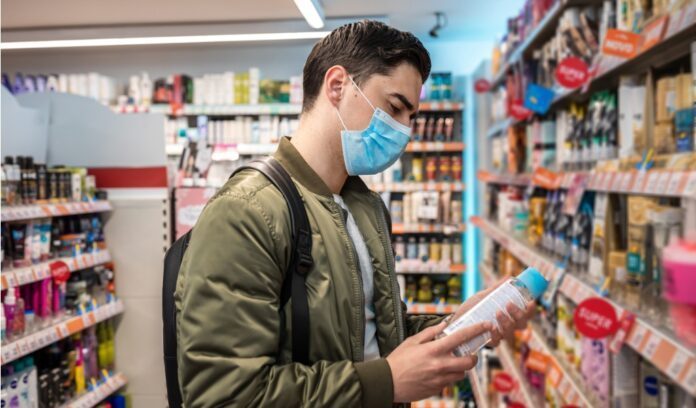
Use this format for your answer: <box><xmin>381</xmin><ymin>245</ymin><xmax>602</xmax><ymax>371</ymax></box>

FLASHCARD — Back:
<box><xmin>389</xmin><ymin>92</ymin><xmax>415</xmax><ymax>111</ymax></box>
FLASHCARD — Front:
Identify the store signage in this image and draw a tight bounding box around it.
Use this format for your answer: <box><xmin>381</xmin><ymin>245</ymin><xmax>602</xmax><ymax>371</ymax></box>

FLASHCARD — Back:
<box><xmin>50</xmin><ymin>261</ymin><xmax>71</xmax><ymax>284</ymax></box>
<box><xmin>474</xmin><ymin>78</ymin><xmax>492</xmax><ymax>93</ymax></box>
<box><xmin>509</xmin><ymin>99</ymin><xmax>532</xmax><ymax>120</ymax></box>
<box><xmin>524</xmin><ymin>84</ymin><xmax>555</xmax><ymax>114</ymax></box>
<box><xmin>532</xmin><ymin>167</ymin><xmax>561</xmax><ymax>189</ymax></box>
<box><xmin>525</xmin><ymin>349</ymin><xmax>549</xmax><ymax>373</ymax></box>
<box><xmin>602</xmin><ymin>29</ymin><xmax>643</xmax><ymax>59</ymax></box>
<box><xmin>493</xmin><ymin>372</ymin><xmax>516</xmax><ymax>393</ymax></box>
<box><xmin>555</xmin><ymin>57</ymin><xmax>589</xmax><ymax>89</ymax></box>
<box><xmin>609</xmin><ymin>311</ymin><xmax>636</xmax><ymax>354</ymax></box>
<box><xmin>641</xmin><ymin>15</ymin><xmax>669</xmax><ymax>51</ymax></box>
<box><xmin>574</xmin><ymin>297</ymin><xmax>619</xmax><ymax>339</ymax></box>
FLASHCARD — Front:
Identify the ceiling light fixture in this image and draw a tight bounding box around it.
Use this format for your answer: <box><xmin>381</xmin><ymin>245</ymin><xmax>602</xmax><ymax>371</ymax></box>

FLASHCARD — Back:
<box><xmin>292</xmin><ymin>0</ymin><xmax>325</xmax><ymax>29</ymax></box>
<box><xmin>0</xmin><ymin>31</ymin><xmax>330</xmax><ymax>50</ymax></box>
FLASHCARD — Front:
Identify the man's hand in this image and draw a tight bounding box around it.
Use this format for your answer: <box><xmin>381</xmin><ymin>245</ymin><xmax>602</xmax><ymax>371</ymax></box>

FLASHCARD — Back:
<box><xmin>448</xmin><ymin>279</ymin><xmax>536</xmax><ymax>347</ymax></box>
<box><xmin>386</xmin><ymin>321</ymin><xmax>493</xmax><ymax>403</ymax></box>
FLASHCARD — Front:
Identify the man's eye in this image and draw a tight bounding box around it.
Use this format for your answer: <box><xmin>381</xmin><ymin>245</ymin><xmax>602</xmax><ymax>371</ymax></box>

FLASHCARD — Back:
<box><xmin>390</xmin><ymin>103</ymin><xmax>399</xmax><ymax>114</ymax></box>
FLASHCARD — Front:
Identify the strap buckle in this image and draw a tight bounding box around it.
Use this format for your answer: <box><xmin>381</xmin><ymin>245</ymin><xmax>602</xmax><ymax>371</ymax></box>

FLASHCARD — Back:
<box><xmin>296</xmin><ymin>229</ymin><xmax>314</xmax><ymax>276</ymax></box>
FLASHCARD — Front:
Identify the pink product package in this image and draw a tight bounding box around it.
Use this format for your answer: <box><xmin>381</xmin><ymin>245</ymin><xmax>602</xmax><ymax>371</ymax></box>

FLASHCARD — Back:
<box><xmin>581</xmin><ymin>337</ymin><xmax>610</xmax><ymax>408</ymax></box>
<box><xmin>662</xmin><ymin>241</ymin><xmax>696</xmax><ymax>347</ymax></box>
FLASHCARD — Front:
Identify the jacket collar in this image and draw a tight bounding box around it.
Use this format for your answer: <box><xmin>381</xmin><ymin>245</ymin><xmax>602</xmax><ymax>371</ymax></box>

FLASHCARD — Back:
<box><xmin>273</xmin><ymin>137</ymin><xmax>371</xmax><ymax>197</ymax></box>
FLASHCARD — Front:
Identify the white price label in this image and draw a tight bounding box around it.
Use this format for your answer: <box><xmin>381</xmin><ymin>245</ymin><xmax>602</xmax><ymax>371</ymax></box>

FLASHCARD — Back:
<box><xmin>633</xmin><ymin>171</ymin><xmax>648</xmax><ymax>193</ymax></box>
<box><xmin>19</xmin><ymin>339</ymin><xmax>31</xmax><ymax>355</ymax></box>
<box><xmin>685</xmin><ymin>362</ymin><xmax>696</xmax><ymax>394</ymax></box>
<box><xmin>644</xmin><ymin>172</ymin><xmax>661</xmax><ymax>194</ymax></box>
<box><xmin>656</xmin><ymin>172</ymin><xmax>671</xmax><ymax>195</ymax></box>
<box><xmin>629</xmin><ymin>325</ymin><xmax>649</xmax><ymax>350</ymax></box>
<box><xmin>43</xmin><ymin>330</ymin><xmax>55</xmax><ymax>344</ymax></box>
<box><xmin>2</xmin><ymin>345</ymin><xmax>14</xmax><ymax>362</ymax></box>
<box><xmin>5</xmin><ymin>273</ymin><xmax>17</xmax><ymax>288</ymax></box>
<box><xmin>642</xmin><ymin>333</ymin><xmax>661</xmax><ymax>359</ymax></box>
<box><xmin>666</xmin><ymin>350</ymin><xmax>688</xmax><ymax>380</ymax></box>
<box><xmin>611</xmin><ymin>173</ymin><xmax>623</xmax><ymax>190</ymax></box>
<box><xmin>683</xmin><ymin>172</ymin><xmax>696</xmax><ymax>197</ymax></box>
<box><xmin>58</xmin><ymin>324</ymin><xmax>70</xmax><ymax>338</ymax></box>
<box><xmin>602</xmin><ymin>173</ymin><xmax>614</xmax><ymax>190</ymax></box>
<box><xmin>28</xmin><ymin>334</ymin><xmax>39</xmax><ymax>351</ymax></box>
<box><xmin>559</xmin><ymin>379</ymin><xmax>571</xmax><ymax>398</ymax></box>
<box><xmin>666</xmin><ymin>172</ymin><xmax>686</xmax><ymax>195</ymax></box>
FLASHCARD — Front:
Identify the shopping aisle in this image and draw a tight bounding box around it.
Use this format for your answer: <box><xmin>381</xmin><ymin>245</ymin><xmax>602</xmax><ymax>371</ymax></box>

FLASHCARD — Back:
<box><xmin>470</xmin><ymin>0</ymin><xmax>696</xmax><ymax>407</ymax></box>
<box><xmin>2</xmin><ymin>0</ymin><xmax>695</xmax><ymax>407</ymax></box>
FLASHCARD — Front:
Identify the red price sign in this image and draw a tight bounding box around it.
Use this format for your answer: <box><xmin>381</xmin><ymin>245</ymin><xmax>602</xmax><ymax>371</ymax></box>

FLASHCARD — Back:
<box><xmin>532</xmin><ymin>167</ymin><xmax>561</xmax><ymax>189</ymax></box>
<box><xmin>574</xmin><ymin>297</ymin><xmax>619</xmax><ymax>339</ymax></box>
<box><xmin>474</xmin><ymin>78</ymin><xmax>492</xmax><ymax>93</ymax></box>
<box><xmin>602</xmin><ymin>29</ymin><xmax>643</xmax><ymax>59</ymax></box>
<box><xmin>49</xmin><ymin>260</ymin><xmax>71</xmax><ymax>284</ymax></box>
<box><xmin>555</xmin><ymin>57</ymin><xmax>589</xmax><ymax>89</ymax></box>
<box><xmin>509</xmin><ymin>99</ymin><xmax>532</xmax><ymax>120</ymax></box>
<box><xmin>493</xmin><ymin>372</ymin><xmax>516</xmax><ymax>393</ymax></box>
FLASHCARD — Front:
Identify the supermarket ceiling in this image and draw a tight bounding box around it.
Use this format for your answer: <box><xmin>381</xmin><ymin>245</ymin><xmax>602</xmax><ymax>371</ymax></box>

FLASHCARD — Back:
<box><xmin>1</xmin><ymin>0</ymin><xmax>522</xmax><ymax>41</ymax></box>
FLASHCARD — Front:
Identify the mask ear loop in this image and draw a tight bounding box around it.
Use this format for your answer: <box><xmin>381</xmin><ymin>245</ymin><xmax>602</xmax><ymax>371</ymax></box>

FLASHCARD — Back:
<box><xmin>335</xmin><ymin>108</ymin><xmax>349</xmax><ymax>131</ymax></box>
<box><xmin>348</xmin><ymin>76</ymin><xmax>376</xmax><ymax>111</ymax></box>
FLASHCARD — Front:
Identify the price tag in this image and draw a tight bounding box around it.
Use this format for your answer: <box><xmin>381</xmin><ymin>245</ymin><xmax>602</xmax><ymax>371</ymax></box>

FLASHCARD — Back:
<box><xmin>633</xmin><ymin>171</ymin><xmax>647</xmax><ymax>192</ymax></box>
<box><xmin>44</xmin><ymin>330</ymin><xmax>57</xmax><ymax>344</ymax></box>
<box><xmin>683</xmin><ymin>172</ymin><xmax>696</xmax><ymax>197</ymax></box>
<box><xmin>2</xmin><ymin>344</ymin><xmax>14</xmax><ymax>362</ymax></box>
<box><xmin>559</xmin><ymin>378</ymin><xmax>571</xmax><ymax>398</ymax></box>
<box><xmin>644</xmin><ymin>172</ymin><xmax>661</xmax><ymax>194</ymax></box>
<box><xmin>621</xmin><ymin>173</ymin><xmax>635</xmax><ymax>192</ymax></box>
<box><xmin>433</xmin><ymin>142</ymin><xmax>445</xmax><ymax>151</ymax></box>
<box><xmin>684</xmin><ymin>362</ymin><xmax>696</xmax><ymax>394</ymax></box>
<box><xmin>4</xmin><ymin>272</ymin><xmax>17</xmax><ymax>288</ymax></box>
<box><xmin>603</xmin><ymin>173</ymin><xmax>615</xmax><ymax>190</ymax></box>
<box><xmin>666</xmin><ymin>350</ymin><xmax>688</xmax><ymax>380</ymax></box>
<box><xmin>410</xmin><ymin>142</ymin><xmax>423</xmax><ymax>152</ymax></box>
<box><xmin>628</xmin><ymin>324</ymin><xmax>648</xmax><ymax>350</ymax></box>
<box><xmin>656</xmin><ymin>171</ymin><xmax>671</xmax><ymax>195</ymax></box>
<box><xmin>666</xmin><ymin>172</ymin><xmax>687</xmax><ymax>195</ymax></box>
<box><xmin>19</xmin><ymin>339</ymin><xmax>31</xmax><ymax>355</ymax></box>
<box><xmin>642</xmin><ymin>333</ymin><xmax>661</xmax><ymax>359</ymax></box>
<box><xmin>58</xmin><ymin>324</ymin><xmax>70</xmax><ymax>338</ymax></box>
<box><xmin>28</xmin><ymin>334</ymin><xmax>39</xmax><ymax>351</ymax></box>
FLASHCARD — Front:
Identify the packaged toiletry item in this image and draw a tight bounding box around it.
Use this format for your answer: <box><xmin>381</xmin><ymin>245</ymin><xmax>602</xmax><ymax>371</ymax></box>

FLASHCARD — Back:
<box><xmin>640</xmin><ymin>360</ymin><xmax>660</xmax><ymax>408</ymax></box>
<box><xmin>442</xmin><ymin>267</ymin><xmax>548</xmax><ymax>356</ymax></box>
<box><xmin>394</xmin><ymin>237</ymin><xmax>405</xmax><ymax>262</ymax></box>
<box><xmin>452</xmin><ymin>238</ymin><xmax>463</xmax><ymax>265</ymax></box>
<box><xmin>406</xmin><ymin>237</ymin><xmax>418</xmax><ymax>260</ymax></box>
<box><xmin>611</xmin><ymin>346</ymin><xmax>639</xmax><ymax>407</ymax></box>
<box><xmin>581</xmin><ymin>338</ymin><xmax>610</xmax><ymax>407</ymax></box>
<box><xmin>626</xmin><ymin>196</ymin><xmax>658</xmax><ymax>309</ymax></box>
<box><xmin>4</xmin><ymin>287</ymin><xmax>17</xmax><ymax>339</ymax></box>
<box><xmin>418</xmin><ymin>237</ymin><xmax>429</xmax><ymax>263</ymax></box>
<box><xmin>429</xmin><ymin>238</ymin><xmax>441</xmax><ymax>262</ymax></box>
<box><xmin>447</xmin><ymin>275</ymin><xmax>461</xmax><ymax>304</ymax></box>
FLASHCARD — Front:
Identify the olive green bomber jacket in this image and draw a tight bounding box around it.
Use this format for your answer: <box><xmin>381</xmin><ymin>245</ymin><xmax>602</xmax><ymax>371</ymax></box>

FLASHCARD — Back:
<box><xmin>175</xmin><ymin>137</ymin><xmax>445</xmax><ymax>407</ymax></box>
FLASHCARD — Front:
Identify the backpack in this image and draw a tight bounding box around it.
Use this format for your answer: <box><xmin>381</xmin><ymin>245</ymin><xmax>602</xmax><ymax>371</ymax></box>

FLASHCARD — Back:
<box><xmin>162</xmin><ymin>156</ymin><xmax>314</xmax><ymax>408</ymax></box>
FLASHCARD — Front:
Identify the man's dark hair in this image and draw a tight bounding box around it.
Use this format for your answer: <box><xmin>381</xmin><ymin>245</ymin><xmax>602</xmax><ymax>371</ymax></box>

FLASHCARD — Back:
<box><xmin>302</xmin><ymin>20</ymin><xmax>431</xmax><ymax>112</ymax></box>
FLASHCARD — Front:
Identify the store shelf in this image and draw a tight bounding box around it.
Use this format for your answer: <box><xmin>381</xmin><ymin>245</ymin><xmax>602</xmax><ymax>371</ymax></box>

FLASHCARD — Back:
<box><xmin>1</xmin><ymin>299</ymin><xmax>125</xmax><ymax>364</ymax></box>
<box><xmin>392</xmin><ymin>223</ymin><xmax>465</xmax><ymax>235</ymax></box>
<box><xmin>1</xmin><ymin>200</ymin><xmax>112</xmax><ymax>222</ymax></box>
<box><xmin>405</xmin><ymin>142</ymin><xmax>465</xmax><ymax>153</ymax></box>
<box><xmin>467</xmin><ymin>370</ymin><xmax>488</xmax><ymax>408</ymax></box>
<box><xmin>527</xmin><ymin>325</ymin><xmax>596</xmax><ymax>407</ymax></box>
<box><xmin>146</xmin><ymin>103</ymin><xmax>303</xmax><ymax>116</ymax></box>
<box><xmin>395</xmin><ymin>262</ymin><xmax>465</xmax><ymax>274</ymax></box>
<box><xmin>60</xmin><ymin>372</ymin><xmax>128</xmax><ymax>408</ymax></box>
<box><xmin>411</xmin><ymin>398</ymin><xmax>461</xmax><ymax>408</ymax></box>
<box><xmin>496</xmin><ymin>341</ymin><xmax>537</xmax><ymax>408</ymax></box>
<box><xmin>552</xmin><ymin>16</ymin><xmax>696</xmax><ymax>108</ymax></box>
<box><xmin>1</xmin><ymin>250</ymin><xmax>112</xmax><ymax>291</ymax></box>
<box><xmin>478</xmin><ymin>169</ymin><xmax>696</xmax><ymax>199</ymax></box>
<box><xmin>472</xmin><ymin>216</ymin><xmax>696</xmax><ymax>395</ymax></box>
<box><xmin>369</xmin><ymin>182</ymin><xmax>465</xmax><ymax>193</ymax></box>
<box><xmin>212</xmin><ymin>143</ymin><xmax>279</xmax><ymax>158</ymax></box>
<box><xmin>418</xmin><ymin>101</ymin><xmax>464</xmax><ymax>111</ymax></box>
<box><xmin>406</xmin><ymin>303</ymin><xmax>457</xmax><ymax>315</ymax></box>
<box><xmin>490</xmin><ymin>0</ymin><xmax>565</xmax><ymax>88</ymax></box>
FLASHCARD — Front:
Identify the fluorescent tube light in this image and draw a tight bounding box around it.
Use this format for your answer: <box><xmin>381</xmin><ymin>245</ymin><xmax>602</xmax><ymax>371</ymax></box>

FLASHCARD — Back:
<box><xmin>0</xmin><ymin>31</ymin><xmax>330</xmax><ymax>50</ymax></box>
<box><xmin>293</xmin><ymin>0</ymin><xmax>325</xmax><ymax>29</ymax></box>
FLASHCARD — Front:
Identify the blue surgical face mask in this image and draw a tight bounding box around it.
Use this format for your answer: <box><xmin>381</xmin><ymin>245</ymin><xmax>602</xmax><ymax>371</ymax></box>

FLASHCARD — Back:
<box><xmin>336</xmin><ymin>76</ymin><xmax>412</xmax><ymax>175</ymax></box>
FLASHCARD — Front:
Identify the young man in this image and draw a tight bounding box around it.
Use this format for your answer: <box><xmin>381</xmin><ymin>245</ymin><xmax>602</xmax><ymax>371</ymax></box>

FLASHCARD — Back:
<box><xmin>175</xmin><ymin>20</ymin><xmax>533</xmax><ymax>407</ymax></box>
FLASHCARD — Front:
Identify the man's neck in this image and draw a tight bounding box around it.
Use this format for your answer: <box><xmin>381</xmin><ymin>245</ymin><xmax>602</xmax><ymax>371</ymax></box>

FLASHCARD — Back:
<box><xmin>290</xmin><ymin>109</ymin><xmax>348</xmax><ymax>195</ymax></box>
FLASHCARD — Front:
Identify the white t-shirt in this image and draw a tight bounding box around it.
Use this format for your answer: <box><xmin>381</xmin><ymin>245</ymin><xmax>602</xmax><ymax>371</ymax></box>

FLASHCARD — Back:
<box><xmin>333</xmin><ymin>194</ymin><xmax>381</xmax><ymax>361</ymax></box>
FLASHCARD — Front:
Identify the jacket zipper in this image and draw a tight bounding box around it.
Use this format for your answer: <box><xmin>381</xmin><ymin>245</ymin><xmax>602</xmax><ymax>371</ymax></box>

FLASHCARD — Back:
<box><xmin>370</xmin><ymin>193</ymin><xmax>405</xmax><ymax>344</ymax></box>
<box><xmin>330</xmin><ymin>201</ymin><xmax>365</xmax><ymax>362</ymax></box>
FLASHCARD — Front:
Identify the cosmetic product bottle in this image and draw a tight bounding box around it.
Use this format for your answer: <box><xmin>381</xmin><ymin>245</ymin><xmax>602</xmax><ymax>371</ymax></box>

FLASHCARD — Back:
<box><xmin>441</xmin><ymin>238</ymin><xmax>451</xmax><ymax>264</ymax></box>
<box><xmin>418</xmin><ymin>237</ymin><xmax>429</xmax><ymax>263</ymax></box>
<box><xmin>394</xmin><ymin>237</ymin><xmax>405</xmax><ymax>263</ymax></box>
<box><xmin>429</xmin><ymin>238</ymin><xmax>441</xmax><ymax>262</ymax></box>
<box><xmin>417</xmin><ymin>275</ymin><xmax>433</xmax><ymax>303</ymax></box>
<box><xmin>1</xmin><ymin>308</ymin><xmax>6</xmax><ymax>343</ymax></box>
<box><xmin>13</xmin><ymin>289</ymin><xmax>25</xmax><ymax>338</ymax></box>
<box><xmin>406</xmin><ymin>237</ymin><xmax>418</xmax><ymax>260</ymax></box>
<box><xmin>447</xmin><ymin>275</ymin><xmax>461</xmax><ymax>304</ymax></box>
<box><xmin>442</xmin><ymin>267</ymin><xmax>548</xmax><ymax>356</ymax></box>
<box><xmin>4</xmin><ymin>286</ymin><xmax>17</xmax><ymax>340</ymax></box>
<box><xmin>452</xmin><ymin>238</ymin><xmax>463</xmax><ymax>265</ymax></box>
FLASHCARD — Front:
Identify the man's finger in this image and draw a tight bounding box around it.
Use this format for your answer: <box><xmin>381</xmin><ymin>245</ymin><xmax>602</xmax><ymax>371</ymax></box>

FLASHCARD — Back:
<box><xmin>410</xmin><ymin>321</ymin><xmax>447</xmax><ymax>344</ymax></box>
<box><xmin>431</xmin><ymin>321</ymin><xmax>492</xmax><ymax>354</ymax></box>
<box><xmin>441</xmin><ymin>354</ymin><xmax>479</xmax><ymax>374</ymax></box>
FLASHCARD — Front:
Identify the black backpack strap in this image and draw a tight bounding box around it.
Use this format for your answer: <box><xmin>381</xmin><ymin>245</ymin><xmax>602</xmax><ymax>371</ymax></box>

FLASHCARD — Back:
<box><xmin>233</xmin><ymin>156</ymin><xmax>313</xmax><ymax>365</ymax></box>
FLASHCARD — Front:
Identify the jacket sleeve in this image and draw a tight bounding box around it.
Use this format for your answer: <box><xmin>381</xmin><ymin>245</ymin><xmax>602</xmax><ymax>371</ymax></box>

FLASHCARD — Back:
<box><xmin>401</xmin><ymin>302</ymin><xmax>448</xmax><ymax>337</ymax></box>
<box><xmin>175</xmin><ymin>192</ymin><xmax>393</xmax><ymax>408</ymax></box>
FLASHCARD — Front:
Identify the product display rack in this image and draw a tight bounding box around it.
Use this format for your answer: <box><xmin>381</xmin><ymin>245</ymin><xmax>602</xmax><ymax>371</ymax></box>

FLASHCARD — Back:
<box><xmin>1</xmin><ymin>200</ymin><xmax>112</xmax><ymax>222</ymax></box>
<box><xmin>467</xmin><ymin>371</ymin><xmax>488</xmax><ymax>408</ymax></box>
<box><xmin>59</xmin><ymin>372</ymin><xmax>127</xmax><ymax>408</ymax></box>
<box><xmin>1</xmin><ymin>250</ymin><xmax>112</xmax><ymax>291</ymax></box>
<box><xmin>496</xmin><ymin>340</ymin><xmax>537</xmax><ymax>407</ymax></box>
<box><xmin>479</xmin><ymin>168</ymin><xmax>696</xmax><ymax>199</ymax></box>
<box><xmin>410</xmin><ymin>397</ymin><xmax>464</xmax><ymax>408</ymax></box>
<box><xmin>395</xmin><ymin>262</ymin><xmax>465</xmax><ymax>274</ymax></box>
<box><xmin>368</xmin><ymin>181</ymin><xmax>465</xmax><ymax>193</ymax></box>
<box><xmin>1</xmin><ymin>299</ymin><xmax>125</xmax><ymax>364</ymax></box>
<box><xmin>472</xmin><ymin>216</ymin><xmax>696</xmax><ymax>396</ymax></box>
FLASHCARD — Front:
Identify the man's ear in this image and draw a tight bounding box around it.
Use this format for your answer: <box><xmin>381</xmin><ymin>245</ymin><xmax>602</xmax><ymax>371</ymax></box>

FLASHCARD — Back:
<box><xmin>323</xmin><ymin>65</ymin><xmax>348</xmax><ymax>108</ymax></box>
